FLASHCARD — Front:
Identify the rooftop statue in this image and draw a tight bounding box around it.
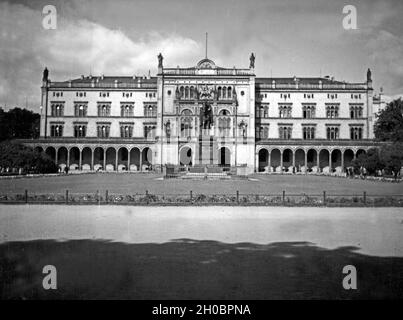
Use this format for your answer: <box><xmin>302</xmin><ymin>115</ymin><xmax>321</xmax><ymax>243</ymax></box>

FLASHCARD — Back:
<box><xmin>249</xmin><ymin>53</ymin><xmax>255</xmax><ymax>69</ymax></box>
<box><xmin>367</xmin><ymin>68</ymin><xmax>372</xmax><ymax>82</ymax></box>
<box><xmin>158</xmin><ymin>53</ymin><xmax>163</xmax><ymax>68</ymax></box>
<box><xmin>42</xmin><ymin>67</ymin><xmax>49</xmax><ymax>82</ymax></box>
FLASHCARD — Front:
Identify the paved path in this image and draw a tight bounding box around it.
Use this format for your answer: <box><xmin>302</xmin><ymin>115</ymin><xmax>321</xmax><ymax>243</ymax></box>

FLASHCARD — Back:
<box><xmin>1</xmin><ymin>205</ymin><xmax>403</xmax><ymax>299</ymax></box>
<box><xmin>1</xmin><ymin>205</ymin><xmax>402</xmax><ymax>257</ymax></box>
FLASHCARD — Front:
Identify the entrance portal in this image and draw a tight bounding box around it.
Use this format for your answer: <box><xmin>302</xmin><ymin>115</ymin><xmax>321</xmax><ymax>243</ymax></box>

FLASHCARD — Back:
<box><xmin>218</xmin><ymin>147</ymin><xmax>230</xmax><ymax>166</ymax></box>
<box><xmin>180</xmin><ymin>147</ymin><xmax>192</xmax><ymax>166</ymax></box>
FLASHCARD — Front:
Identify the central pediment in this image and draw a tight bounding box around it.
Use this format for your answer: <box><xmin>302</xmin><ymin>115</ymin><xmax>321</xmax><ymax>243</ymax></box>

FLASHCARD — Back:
<box><xmin>196</xmin><ymin>58</ymin><xmax>216</xmax><ymax>69</ymax></box>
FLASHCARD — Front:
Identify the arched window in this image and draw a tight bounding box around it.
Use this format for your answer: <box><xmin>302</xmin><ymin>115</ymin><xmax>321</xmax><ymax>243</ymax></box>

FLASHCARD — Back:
<box><xmin>218</xmin><ymin>117</ymin><xmax>231</xmax><ymax>137</ymax></box>
<box><xmin>180</xmin><ymin>117</ymin><xmax>192</xmax><ymax>138</ymax></box>
<box><xmin>181</xmin><ymin>109</ymin><xmax>193</xmax><ymax>116</ymax></box>
<box><xmin>218</xmin><ymin>87</ymin><xmax>222</xmax><ymax>99</ymax></box>
<box><xmin>227</xmin><ymin>86</ymin><xmax>232</xmax><ymax>99</ymax></box>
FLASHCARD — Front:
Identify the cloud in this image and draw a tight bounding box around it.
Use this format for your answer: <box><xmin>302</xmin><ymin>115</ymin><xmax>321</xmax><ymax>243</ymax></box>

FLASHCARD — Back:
<box><xmin>0</xmin><ymin>1</ymin><xmax>200</xmax><ymax>111</ymax></box>
<box><xmin>1</xmin><ymin>0</ymin><xmax>403</xmax><ymax>111</ymax></box>
<box><xmin>363</xmin><ymin>28</ymin><xmax>403</xmax><ymax>94</ymax></box>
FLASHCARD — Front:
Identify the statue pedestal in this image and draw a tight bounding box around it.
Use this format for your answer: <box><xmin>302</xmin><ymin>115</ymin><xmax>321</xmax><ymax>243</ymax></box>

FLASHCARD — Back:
<box><xmin>197</xmin><ymin>133</ymin><xmax>217</xmax><ymax>165</ymax></box>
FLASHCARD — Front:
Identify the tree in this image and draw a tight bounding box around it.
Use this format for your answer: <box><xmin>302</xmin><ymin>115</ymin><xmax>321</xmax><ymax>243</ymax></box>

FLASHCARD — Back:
<box><xmin>374</xmin><ymin>98</ymin><xmax>403</xmax><ymax>142</ymax></box>
<box><xmin>0</xmin><ymin>141</ymin><xmax>57</xmax><ymax>174</ymax></box>
<box><xmin>352</xmin><ymin>148</ymin><xmax>383</xmax><ymax>175</ymax></box>
<box><xmin>0</xmin><ymin>108</ymin><xmax>40</xmax><ymax>141</ymax></box>
<box><xmin>379</xmin><ymin>143</ymin><xmax>403</xmax><ymax>180</ymax></box>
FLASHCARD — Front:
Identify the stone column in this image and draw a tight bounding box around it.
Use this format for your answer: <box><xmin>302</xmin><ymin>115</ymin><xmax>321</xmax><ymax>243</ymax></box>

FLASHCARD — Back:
<box><xmin>55</xmin><ymin>148</ymin><xmax>59</xmax><ymax>166</ymax></box>
<box><xmin>91</xmin><ymin>149</ymin><xmax>94</xmax><ymax>170</ymax></box>
<box><xmin>268</xmin><ymin>150</ymin><xmax>271</xmax><ymax>171</ymax></box>
<box><xmin>115</xmin><ymin>149</ymin><xmax>118</xmax><ymax>171</ymax></box>
<box><xmin>280</xmin><ymin>150</ymin><xmax>283</xmax><ymax>173</ymax></box>
<box><xmin>329</xmin><ymin>150</ymin><xmax>332</xmax><ymax>171</ymax></box>
<box><xmin>139</xmin><ymin>150</ymin><xmax>143</xmax><ymax>172</ymax></box>
<box><xmin>255</xmin><ymin>152</ymin><xmax>259</xmax><ymax>172</ymax></box>
<box><xmin>304</xmin><ymin>150</ymin><xmax>308</xmax><ymax>174</ymax></box>
<box><xmin>317</xmin><ymin>151</ymin><xmax>320</xmax><ymax>172</ymax></box>
<box><xmin>292</xmin><ymin>150</ymin><xmax>296</xmax><ymax>167</ymax></box>
<box><xmin>341</xmin><ymin>151</ymin><xmax>345</xmax><ymax>171</ymax></box>
<box><xmin>103</xmin><ymin>149</ymin><xmax>106</xmax><ymax>170</ymax></box>
<box><xmin>79</xmin><ymin>149</ymin><xmax>82</xmax><ymax>170</ymax></box>
<box><xmin>128</xmin><ymin>149</ymin><xmax>131</xmax><ymax>171</ymax></box>
<box><xmin>67</xmin><ymin>148</ymin><xmax>70</xmax><ymax>168</ymax></box>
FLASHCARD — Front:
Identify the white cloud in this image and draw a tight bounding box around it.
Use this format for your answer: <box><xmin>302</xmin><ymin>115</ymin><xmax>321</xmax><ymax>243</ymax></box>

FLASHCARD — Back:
<box><xmin>0</xmin><ymin>2</ymin><xmax>201</xmax><ymax>110</ymax></box>
<box><xmin>364</xmin><ymin>29</ymin><xmax>403</xmax><ymax>93</ymax></box>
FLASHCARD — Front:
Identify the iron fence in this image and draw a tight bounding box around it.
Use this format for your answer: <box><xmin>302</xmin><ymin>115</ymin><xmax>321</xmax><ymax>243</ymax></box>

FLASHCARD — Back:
<box><xmin>0</xmin><ymin>190</ymin><xmax>403</xmax><ymax>207</ymax></box>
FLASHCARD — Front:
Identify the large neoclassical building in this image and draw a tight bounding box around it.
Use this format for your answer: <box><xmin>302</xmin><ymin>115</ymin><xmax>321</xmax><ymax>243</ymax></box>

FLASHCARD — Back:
<box><xmin>27</xmin><ymin>53</ymin><xmax>385</xmax><ymax>174</ymax></box>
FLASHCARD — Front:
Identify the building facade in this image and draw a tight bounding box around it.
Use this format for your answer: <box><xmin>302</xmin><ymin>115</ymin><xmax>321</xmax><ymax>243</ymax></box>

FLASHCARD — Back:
<box><xmin>29</xmin><ymin>54</ymin><xmax>384</xmax><ymax>173</ymax></box>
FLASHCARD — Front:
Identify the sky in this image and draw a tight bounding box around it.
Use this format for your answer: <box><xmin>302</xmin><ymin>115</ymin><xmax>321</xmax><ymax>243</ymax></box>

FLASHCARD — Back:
<box><xmin>0</xmin><ymin>0</ymin><xmax>402</xmax><ymax>112</ymax></box>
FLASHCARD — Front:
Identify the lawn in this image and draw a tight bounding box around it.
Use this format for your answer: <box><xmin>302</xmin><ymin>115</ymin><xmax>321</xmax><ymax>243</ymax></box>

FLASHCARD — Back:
<box><xmin>0</xmin><ymin>173</ymin><xmax>402</xmax><ymax>196</ymax></box>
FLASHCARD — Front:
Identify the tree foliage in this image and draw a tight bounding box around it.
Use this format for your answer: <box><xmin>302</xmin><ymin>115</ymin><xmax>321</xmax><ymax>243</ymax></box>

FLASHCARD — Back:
<box><xmin>0</xmin><ymin>141</ymin><xmax>57</xmax><ymax>174</ymax></box>
<box><xmin>0</xmin><ymin>107</ymin><xmax>40</xmax><ymax>141</ymax></box>
<box><xmin>352</xmin><ymin>148</ymin><xmax>383</xmax><ymax>175</ymax></box>
<box><xmin>379</xmin><ymin>143</ymin><xmax>403</xmax><ymax>179</ymax></box>
<box><xmin>374</xmin><ymin>98</ymin><xmax>403</xmax><ymax>142</ymax></box>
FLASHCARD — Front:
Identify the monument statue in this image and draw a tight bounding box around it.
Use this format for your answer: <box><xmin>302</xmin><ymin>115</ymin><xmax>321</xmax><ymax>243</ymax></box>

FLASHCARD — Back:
<box><xmin>200</xmin><ymin>102</ymin><xmax>213</xmax><ymax>130</ymax></box>
<box><xmin>158</xmin><ymin>53</ymin><xmax>163</xmax><ymax>68</ymax></box>
<box><xmin>249</xmin><ymin>53</ymin><xmax>255</xmax><ymax>69</ymax></box>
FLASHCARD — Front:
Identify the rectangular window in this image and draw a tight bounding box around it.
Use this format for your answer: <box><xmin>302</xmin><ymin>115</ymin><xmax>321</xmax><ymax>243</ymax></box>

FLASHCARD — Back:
<box><xmin>302</xmin><ymin>105</ymin><xmax>315</xmax><ymax>119</ymax></box>
<box><xmin>279</xmin><ymin>125</ymin><xmax>292</xmax><ymax>139</ymax></box>
<box><xmin>279</xmin><ymin>105</ymin><xmax>292</xmax><ymax>118</ymax></box>
<box><xmin>260</xmin><ymin>106</ymin><xmax>269</xmax><ymax>118</ymax></box>
<box><xmin>50</xmin><ymin>124</ymin><xmax>63</xmax><ymax>137</ymax></box>
<box><xmin>121</xmin><ymin>104</ymin><xmax>134</xmax><ymax>117</ymax></box>
<box><xmin>74</xmin><ymin>125</ymin><xmax>87</xmax><ymax>138</ymax></box>
<box><xmin>302</xmin><ymin>126</ymin><xmax>315</xmax><ymax>140</ymax></box>
<box><xmin>97</xmin><ymin>125</ymin><xmax>110</xmax><ymax>138</ymax></box>
<box><xmin>350</xmin><ymin>126</ymin><xmax>363</xmax><ymax>140</ymax></box>
<box><xmin>144</xmin><ymin>125</ymin><xmax>156</xmax><ymax>139</ymax></box>
<box><xmin>51</xmin><ymin>104</ymin><xmax>64</xmax><ymax>117</ymax></box>
<box><xmin>74</xmin><ymin>104</ymin><xmax>88</xmax><ymax>117</ymax></box>
<box><xmin>326</xmin><ymin>126</ymin><xmax>340</xmax><ymax>140</ymax></box>
<box><xmin>326</xmin><ymin>105</ymin><xmax>339</xmax><ymax>118</ymax></box>
<box><xmin>350</xmin><ymin>105</ymin><xmax>363</xmax><ymax>119</ymax></box>
<box><xmin>257</xmin><ymin>126</ymin><xmax>269</xmax><ymax>139</ymax></box>
<box><xmin>98</xmin><ymin>104</ymin><xmax>111</xmax><ymax>117</ymax></box>
<box><xmin>144</xmin><ymin>105</ymin><xmax>157</xmax><ymax>117</ymax></box>
<box><xmin>120</xmin><ymin>125</ymin><xmax>134</xmax><ymax>138</ymax></box>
